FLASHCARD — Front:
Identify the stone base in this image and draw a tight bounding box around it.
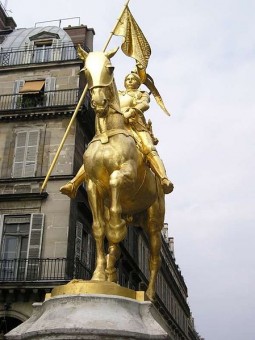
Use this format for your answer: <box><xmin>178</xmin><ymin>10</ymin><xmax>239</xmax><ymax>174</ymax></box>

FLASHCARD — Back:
<box><xmin>6</xmin><ymin>293</ymin><xmax>172</xmax><ymax>339</ymax></box>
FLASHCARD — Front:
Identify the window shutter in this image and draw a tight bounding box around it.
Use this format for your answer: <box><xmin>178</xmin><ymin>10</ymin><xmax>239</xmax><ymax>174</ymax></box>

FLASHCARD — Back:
<box><xmin>12</xmin><ymin>131</ymin><xmax>27</xmax><ymax>178</ymax></box>
<box><xmin>44</xmin><ymin>77</ymin><xmax>56</xmax><ymax>106</ymax></box>
<box><xmin>24</xmin><ymin>130</ymin><xmax>40</xmax><ymax>177</ymax></box>
<box><xmin>12</xmin><ymin>80</ymin><xmax>25</xmax><ymax>109</ymax></box>
<box><xmin>26</xmin><ymin>213</ymin><xmax>44</xmax><ymax>280</ymax></box>
<box><xmin>75</xmin><ymin>222</ymin><xmax>83</xmax><ymax>261</ymax></box>
<box><xmin>85</xmin><ymin>233</ymin><xmax>93</xmax><ymax>268</ymax></box>
<box><xmin>0</xmin><ymin>215</ymin><xmax>3</xmax><ymax>250</ymax></box>
<box><xmin>52</xmin><ymin>39</ymin><xmax>62</xmax><ymax>61</ymax></box>
<box><xmin>12</xmin><ymin>130</ymin><xmax>40</xmax><ymax>178</ymax></box>
<box><xmin>27</xmin><ymin>213</ymin><xmax>44</xmax><ymax>259</ymax></box>
<box><xmin>22</xmin><ymin>42</ymin><xmax>34</xmax><ymax>64</ymax></box>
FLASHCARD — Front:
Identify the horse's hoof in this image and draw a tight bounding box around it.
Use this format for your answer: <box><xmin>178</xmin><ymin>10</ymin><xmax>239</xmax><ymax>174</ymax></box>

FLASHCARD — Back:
<box><xmin>91</xmin><ymin>271</ymin><xmax>107</xmax><ymax>281</ymax></box>
<box><xmin>105</xmin><ymin>268</ymin><xmax>117</xmax><ymax>283</ymax></box>
<box><xmin>60</xmin><ymin>182</ymin><xmax>77</xmax><ymax>199</ymax></box>
<box><xmin>146</xmin><ymin>288</ymin><xmax>155</xmax><ymax>301</ymax></box>
<box><xmin>161</xmin><ymin>178</ymin><xmax>174</xmax><ymax>194</ymax></box>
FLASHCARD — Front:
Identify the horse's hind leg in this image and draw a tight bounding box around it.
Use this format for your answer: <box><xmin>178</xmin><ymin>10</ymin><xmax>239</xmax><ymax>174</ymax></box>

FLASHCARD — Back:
<box><xmin>86</xmin><ymin>179</ymin><xmax>106</xmax><ymax>281</ymax></box>
<box><xmin>105</xmin><ymin>242</ymin><xmax>120</xmax><ymax>282</ymax></box>
<box><xmin>146</xmin><ymin>196</ymin><xmax>165</xmax><ymax>300</ymax></box>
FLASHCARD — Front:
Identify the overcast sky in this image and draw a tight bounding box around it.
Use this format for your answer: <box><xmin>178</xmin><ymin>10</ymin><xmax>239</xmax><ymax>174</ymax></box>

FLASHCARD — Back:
<box><xmin>4</xmin><ymin>1</ymin><xmax>255</xmax><ymax>339</ymax></box>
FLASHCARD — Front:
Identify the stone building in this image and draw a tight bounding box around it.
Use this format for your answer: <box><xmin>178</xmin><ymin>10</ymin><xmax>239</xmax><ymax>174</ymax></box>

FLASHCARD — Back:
<box><xmin>0</xmin><ymin>3</ymin><xmax>202</xmax><ymax>339</ymax></box>
<box><xmin>0</xmin><ymin>3</ymin><xmax>95</xmax><ymax>335</ymax></box>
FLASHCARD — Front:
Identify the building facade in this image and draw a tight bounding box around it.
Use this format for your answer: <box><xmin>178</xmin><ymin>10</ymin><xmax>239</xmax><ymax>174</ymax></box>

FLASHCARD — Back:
<box><xmin>0</xmin><ymin>4</ymin><xmax>202</xmax><ymax>339</ymax></box>
<box><xmin>0</xmin><ymin>4</ymin><xmax>96</xmax><ymax>335</ymax></box>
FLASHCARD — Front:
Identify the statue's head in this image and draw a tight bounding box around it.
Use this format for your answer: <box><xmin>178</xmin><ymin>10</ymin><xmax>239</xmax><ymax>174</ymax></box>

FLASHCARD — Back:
<box><xmin>124</xmin><ymin>72</ymin><xmax>142</xmax><ymax>90</ymax></box>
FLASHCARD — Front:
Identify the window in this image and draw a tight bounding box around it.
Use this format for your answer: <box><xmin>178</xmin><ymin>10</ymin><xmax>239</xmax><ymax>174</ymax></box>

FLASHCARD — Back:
<box><xmin>12</xmin><ymin>77</ymin><xmax>56</xmax><ymax>109</ymax></box>
<box><xmin>74</xmin><ymin>222</ymin><xmax>94</xmax><ymax>279</ymax></box>
<box><xmin>75</xmin><ymin>221</ymin><xmax>83</xmax><ymax>261</ymax></box>
<box><xmin>32</xmin><ymin>38</ymin><xmax>62</xmax><ymax>63</ymax></box>
<box><xmin>82</xmin><ymin>233</ymin><xmax>93</xmax><ymax>268</ymax></box>
<box><xmin>75</xmin><ymin>222</ymin><xmax>94</xmax><ymax>267</ymax></box>
<box><xmin>12</xmin><ymin>129</ymin><xmax>40</xmax><ymax>178</ymax></box>
<box><xmin>33</xmin><ymin>40</ymin><xmax>53</xmax><ymax>63</ymax></box>
<box><xmin>19</xmin><ymin>80</ymin><xmax>45</xmax><ymax>108</ymax></box>
<box><xmin>0</xmin><ymin>214</ymin><xmax>44</xmax><ymax>280</ymax></box>
<box><xmin>22</xmin><ymin>33</ymin><xmax>62</xmax><ymax>65</ymax></box>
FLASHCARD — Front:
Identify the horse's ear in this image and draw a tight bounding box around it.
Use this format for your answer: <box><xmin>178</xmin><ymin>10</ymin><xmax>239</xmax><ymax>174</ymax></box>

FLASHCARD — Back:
<box><xmin>77</xmin><ymin>44</ymin><xmax>88</xmax><ymax>61</ymax></box>
<box><xmin>105</xmin><ymin>47</ymin><xmax>119</xmax><ymax>59</ymax></box>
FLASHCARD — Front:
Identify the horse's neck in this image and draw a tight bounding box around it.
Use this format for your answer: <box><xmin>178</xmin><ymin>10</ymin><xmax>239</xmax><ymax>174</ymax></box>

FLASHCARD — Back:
<box><xmin>95</xmin><ymin>81</ymin><xmax>125</xmax><ymax>135</ymax></box>
<box><xmin>96</xmin><ymin>113</ymin><xmax>124</xmax><ymax>134</ymax></box>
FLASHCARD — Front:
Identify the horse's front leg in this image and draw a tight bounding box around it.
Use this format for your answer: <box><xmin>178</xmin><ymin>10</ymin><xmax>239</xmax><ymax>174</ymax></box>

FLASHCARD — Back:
<box><xmin>86</xmin><ymin>179</ymin><xmax>106</xmax><ymax>281</ymax></box>
<box><xmin>107</xmin><ymin>169</ymin><xmax>128</xmax><ymax>244</ymax></box>
<box><xmin>105</xmin><ymin>164</ymin><xmax>136</xmax><ymax>281</ymax></box>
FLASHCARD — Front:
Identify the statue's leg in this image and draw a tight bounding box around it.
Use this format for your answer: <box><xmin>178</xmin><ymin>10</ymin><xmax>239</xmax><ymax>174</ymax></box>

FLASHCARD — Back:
<box><xmin>146</xmin><ymin>192</ymin><xmax>165</xmax><ymax>300</ymax></box>
<box><xmin>86</xmin><ymin>179</ymin><xmax>106</xmax><ymax>281</ymax></box>
<box><xmin>138</xmin><ymin>131</ymin><xmax>174</xmax><ymax>194</ymax></box>
<box><xmin>60</xmin><ymin>165</ymin><xmax>86</xmax><ymax>198</ymax></box>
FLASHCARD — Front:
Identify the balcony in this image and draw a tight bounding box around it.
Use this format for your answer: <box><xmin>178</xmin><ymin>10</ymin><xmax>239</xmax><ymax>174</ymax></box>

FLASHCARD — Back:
<box><xmin>0</xmin><ymin>258</ymin><xmax>92</xmax><ymax>282</ymax></box>
<box><xmin>0</xmin><ymin>89</ymin><xmax>80</xmax><ymax>112</ymax></box>
<box><xmin>0</xmin><ymin>43</ymin><xmax>81</xmax><ymax>67</ymax></box>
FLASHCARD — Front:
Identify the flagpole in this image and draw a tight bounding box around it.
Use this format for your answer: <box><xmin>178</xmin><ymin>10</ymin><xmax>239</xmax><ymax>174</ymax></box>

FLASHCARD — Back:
<box><xmin>102</xmin><ymin>0</ymin><xmax>131</xmax><ymax>52</ymax></box>
<box><xmin>40</xmin><ymin>0</ymin><xmax>132</xmax><ymax>193</ymax></box>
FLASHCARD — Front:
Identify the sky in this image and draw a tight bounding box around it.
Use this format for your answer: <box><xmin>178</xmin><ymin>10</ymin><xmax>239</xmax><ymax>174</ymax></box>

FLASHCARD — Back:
<box><xmin>4</xmin><ymin>1</ymin><xmax>255</xmax><ymax>339</ymax></box>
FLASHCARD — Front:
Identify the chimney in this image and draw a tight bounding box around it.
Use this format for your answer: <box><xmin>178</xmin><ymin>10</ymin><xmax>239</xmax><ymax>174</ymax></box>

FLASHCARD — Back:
<box><xmin>161</xmin><ymin>223</ymin><xmax>168</xmax><ymax>241</ymax></box>
<box><xmin>63</xmin><ymin>25</ymin><xmax>95</xmax><ymax>51</ymax></box>
<box><xmin>168</xmin><ymin>237</ymin><xmax>175</xmax><ymax>258</ymax></box>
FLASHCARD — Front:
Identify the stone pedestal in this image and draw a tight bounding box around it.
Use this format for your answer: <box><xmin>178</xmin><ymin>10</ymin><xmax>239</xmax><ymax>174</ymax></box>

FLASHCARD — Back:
<box><xmin>6</xmin><ymin>281</ymin><xmax>172</xmax><ymax>339</ymax></box>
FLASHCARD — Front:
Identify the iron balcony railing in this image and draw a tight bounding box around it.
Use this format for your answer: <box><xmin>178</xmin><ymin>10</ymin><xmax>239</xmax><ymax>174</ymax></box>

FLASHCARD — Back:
<box><xmin>0</xmin><ymin>258</ymin><xmax>92</xmax><ymax>282</ymax></box>
<box><xmin>0</xmin><ymin>89</ymin><xmax>80</xmax><ymax>111</ymax></box>
<box><xmin>0</xmin><ymin>43</ymin><xmax>81</xmax><ymax>67</ymax></box>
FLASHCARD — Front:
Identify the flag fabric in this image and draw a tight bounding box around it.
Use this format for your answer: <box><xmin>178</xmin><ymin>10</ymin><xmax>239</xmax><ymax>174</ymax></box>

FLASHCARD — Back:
<box><xmin>113</xmin><ymin>5</ymin><xmax>170</xmax><ymax>115</ymax></box>
<box><xmin>113</xmin><ymin>6</ymin><xmax>151</xmax><ymax>70</ymax></box>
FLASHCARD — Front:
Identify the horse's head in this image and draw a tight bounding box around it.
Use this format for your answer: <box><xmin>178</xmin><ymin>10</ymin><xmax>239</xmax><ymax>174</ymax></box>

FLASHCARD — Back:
<box><xmin>79</xmin><ymin>47</ymin><xmax>119</xmax><ymax>116</ymax></box>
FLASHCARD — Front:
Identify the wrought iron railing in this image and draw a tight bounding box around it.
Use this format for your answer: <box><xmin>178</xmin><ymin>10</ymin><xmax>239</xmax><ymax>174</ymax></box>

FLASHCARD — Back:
<box><xmin>0</xmin><ymin>258</ymin><xmax>92</xmax><ymax>282</ymax></box>
<box><xmin>0</xmin><ymin>89</ymin><xmax>80</xmax><ymax>111</ymax></box>
<box><xmin>0</xmin><ymin>43</ymin><xmax>80</xmax><ymax>67</ymax></box>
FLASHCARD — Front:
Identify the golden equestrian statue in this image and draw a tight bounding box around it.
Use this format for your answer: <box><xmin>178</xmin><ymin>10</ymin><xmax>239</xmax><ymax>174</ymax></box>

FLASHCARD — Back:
<box><xmin>64</xmin><ymin>48</ymin><xmax>172</xmax><ymax>300</ymax></box>
<box><xmin>41</xmin><ymin>1</ymin><xmax>173</xmax><ymax>300</ymax></box>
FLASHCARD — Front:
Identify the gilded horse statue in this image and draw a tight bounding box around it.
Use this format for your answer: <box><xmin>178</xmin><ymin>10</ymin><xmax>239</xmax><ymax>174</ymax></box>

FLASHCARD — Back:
<box><xmin>80</xmin><ymin>48</ymin><xmax>167</xmax><ymax>300</ymax></box>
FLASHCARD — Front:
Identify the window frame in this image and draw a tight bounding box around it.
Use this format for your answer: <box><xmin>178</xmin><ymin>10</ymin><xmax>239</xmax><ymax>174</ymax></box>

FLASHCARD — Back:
<box><xmin>0</xmin><ymin>213</ymin><xmax>45</xmax><ymax>281</ymax></box>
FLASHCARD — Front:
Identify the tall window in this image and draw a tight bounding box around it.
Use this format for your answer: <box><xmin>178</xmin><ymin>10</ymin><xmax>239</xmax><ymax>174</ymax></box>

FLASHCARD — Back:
<box><xmin>33</xmin><ymin>41</ymin><xmax>53</xmax><ymax>63</ymax></box>
<box><xmin>12</xmin><ymin>130</ymin><xmax>40</xmax><ymax>178</ymax></box>
<box><xmin>32</xmin><ymin>39</ymin><xmax>63</xmax><ymax>63</ymax></box>
<box><xmin>0</xmin><ymin>214</ymin><xmax>44</xmax><ymax>280</ymax></box>
<box><xmin>74</xmin><ymin>222</ymin><xmax>94</xmax><ymax>279</ymax></box>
